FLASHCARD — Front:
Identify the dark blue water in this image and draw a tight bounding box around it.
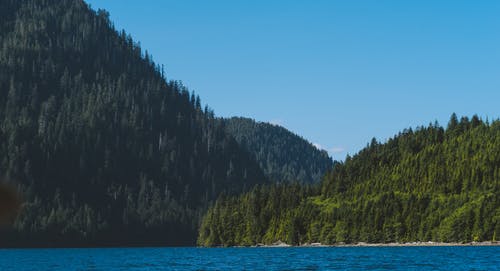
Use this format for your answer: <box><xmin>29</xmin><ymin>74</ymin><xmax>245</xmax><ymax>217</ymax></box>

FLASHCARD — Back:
<box><xmin>0</xmin><ymin>246</ymin><xmax>498</xmax><ymax>270</ymax></box>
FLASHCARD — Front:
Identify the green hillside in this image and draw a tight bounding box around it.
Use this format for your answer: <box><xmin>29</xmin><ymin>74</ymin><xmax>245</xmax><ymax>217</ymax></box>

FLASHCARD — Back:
<box><xmin>199</xmin><ymin>114</ymin><xmax>500</xmax><ymax>246</ymax></box>
<box><xmin>0</xmin><ymin>0</ymin><xmax>267</xmax><ymax>247</ymax></box>
<box><xmin>224</xmin><ymin>117</ymin><xmax>333</xmax><ymax>184</ymax></box>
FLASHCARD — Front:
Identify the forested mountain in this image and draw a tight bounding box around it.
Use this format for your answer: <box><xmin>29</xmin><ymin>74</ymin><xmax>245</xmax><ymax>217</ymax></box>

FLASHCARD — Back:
<box><xmin>223</xmin><ymin>117</ymin><xmax>333</xmax><ymax>184</ymax></box>
<box><xmin>199</xmin><ymin>114</ymin><xmax>500</xmax><ymax>246</ymax></box>
<box><xmin>3</xmin><ymin>0</ymin><xmax>497</xmax><ymax>249</ymax></box>
<box><xmin>0</xmin><ymin>0</ymin><xmax>267</xmax><ymax>246</ymax></box>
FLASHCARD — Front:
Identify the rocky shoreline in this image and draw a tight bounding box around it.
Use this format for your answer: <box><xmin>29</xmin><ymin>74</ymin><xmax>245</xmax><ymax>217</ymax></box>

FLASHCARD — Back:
<box><xmin>251</xmin><ymin>240</ymin><xmax>500</xmax><ymax>248</ymax></box>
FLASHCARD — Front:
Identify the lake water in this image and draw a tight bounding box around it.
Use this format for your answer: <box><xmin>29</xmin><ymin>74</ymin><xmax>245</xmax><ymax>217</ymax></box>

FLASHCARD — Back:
<box><xmin>0</xmin><ymin>246</ymin><xmax>498</xmax><ymax>270</ymax></box>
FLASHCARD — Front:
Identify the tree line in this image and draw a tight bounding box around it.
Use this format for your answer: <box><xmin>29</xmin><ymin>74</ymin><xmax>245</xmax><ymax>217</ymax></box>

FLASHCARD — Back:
<box><xmin>0</xmin><ymin>0</ymin><xmax>268</xmax><ymax>247</ymax></box>
<box><xmin>223</xmin><ymin>117</ymin><xmax>333</xmax><ymax>184</ymax></box>
<box><xmin>199</xmin><ymin>114</ymin><xmax>500</xmax><ymax>246</ymax></box>
<box><xmin>0</xmin><ymin>0</ymin><xmax>336</xmax><ymax>247</ymax></box>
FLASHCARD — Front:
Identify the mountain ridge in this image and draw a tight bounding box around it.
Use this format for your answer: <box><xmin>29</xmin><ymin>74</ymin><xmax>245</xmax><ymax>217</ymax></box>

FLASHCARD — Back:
<box><xmin>0</xmin><ymin>0</ymin><xmax>267</xmax><ymax>246</ymax></box>
<box><xmin>223</xmin><ymin>117</ymin><xmax>333</xmax><ymax>184</ymax></box>
<box><xmin>0</xmin><ymin>0</ymin><xmax>339</xmax><ymax>247</ymax></box>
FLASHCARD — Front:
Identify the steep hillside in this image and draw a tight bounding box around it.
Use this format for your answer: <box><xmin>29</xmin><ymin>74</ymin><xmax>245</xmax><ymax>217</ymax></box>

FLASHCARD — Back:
<box><xmin>0</xmin><ymin>0</ymin><xmax>266</xmax><ymax>246</ymax></box>
<box><xmin>199</xmin><ymin>115</ymin><xmax>500</xmax><ymax>246</ymax></box>
<box><xmin>224</xmin><ymin>117</ymin><xmax>333</xmax><ymax>183</ymax></box>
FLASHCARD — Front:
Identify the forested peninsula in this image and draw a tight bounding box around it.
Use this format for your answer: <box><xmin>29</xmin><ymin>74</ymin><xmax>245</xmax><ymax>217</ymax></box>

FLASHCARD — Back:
<box><xmin>199</xmin><ymin>115</ymin><xmax>500</xmax><ymax>246</ymax></box>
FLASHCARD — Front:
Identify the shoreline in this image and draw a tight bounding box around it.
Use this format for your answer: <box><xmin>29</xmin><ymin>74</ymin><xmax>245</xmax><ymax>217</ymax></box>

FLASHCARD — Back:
<box><xmin>0</xmin><ymin>241</ymin><xmax>498</xmax><ymax>249</ymax></box>
<box><xmin>251</xmin><ymin>241</ymin><xmax>500</xmax><ymax>248</ymax></box>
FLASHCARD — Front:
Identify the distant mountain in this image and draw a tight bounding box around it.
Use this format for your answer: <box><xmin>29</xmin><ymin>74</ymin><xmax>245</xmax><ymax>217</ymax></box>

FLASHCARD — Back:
<box><xmin>0</xmin><ymin>0</ymin><xmax>266</xmax><ymax>246</ymax></box>
<box><xmin>223</xmin><ymin>117</ymin><xmax>333</xmax><ymax>184</ymax></box>
<box><xmin>199</xmin><ymin>115</ymin><xmax>500</xmax><ymax>246</ymax></box>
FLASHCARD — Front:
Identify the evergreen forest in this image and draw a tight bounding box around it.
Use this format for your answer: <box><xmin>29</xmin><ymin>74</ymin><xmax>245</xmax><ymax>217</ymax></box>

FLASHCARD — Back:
<box><xmin>199</xmin><ymin>115</ymin><xmax>500</xmax><ymax>246</ymax></box>
<box><xmin>0</xmin><ymin>0</ymin><xmax>498</xmax><ymax>248</ymax></box>
<box><xmin>223</xmin><ymin>117</ymin><xmax>333</xmax><ymax>184</ymax></box>
<box><xmin>0</xmin><ymin>0</ymin><xmax>333</xmax><ymax>246</ymax></box>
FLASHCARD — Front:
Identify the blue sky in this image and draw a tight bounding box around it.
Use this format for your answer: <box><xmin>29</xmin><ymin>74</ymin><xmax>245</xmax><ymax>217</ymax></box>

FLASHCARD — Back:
<box><xmin>86</xmin><ymin>0</ymin><xmax>500</xmax><ymax>160</ymax></box>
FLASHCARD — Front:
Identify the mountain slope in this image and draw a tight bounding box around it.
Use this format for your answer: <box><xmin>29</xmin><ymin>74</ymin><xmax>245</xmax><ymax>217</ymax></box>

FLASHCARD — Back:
<box><xmin>199</xmin><ymin>115</ymin><xmax>500</xmax><ymax>246</ymax></box>
<box><xmin>0</xmin><ymin>0</ymin><xmax>266</xmax><ymax>246</ymax></box>
<box><xmin>224</xmin><ymin>117</ymin><xmax>333</xmax><ymax>183</ymax></box>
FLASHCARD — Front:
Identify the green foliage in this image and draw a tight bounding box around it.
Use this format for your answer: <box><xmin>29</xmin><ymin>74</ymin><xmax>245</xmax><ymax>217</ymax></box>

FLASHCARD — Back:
<box><xmin>223</xmin><ymin>117</ymin><xmax>333</xmax><ymax>184</ymax></box>
<box><xmin>0</xmin><ymin>0</ymin><xmax>267</xmax><ymax>247</ymax></box>
<box><xmin>199</xmin><ymin>116</ymin><xmax>500</xmax><ymax>246</ymax></box>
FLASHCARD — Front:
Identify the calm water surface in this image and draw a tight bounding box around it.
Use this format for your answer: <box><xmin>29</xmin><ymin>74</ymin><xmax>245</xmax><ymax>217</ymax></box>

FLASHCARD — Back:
<box><xmin>0</xmin><ymin>246</ymin><xmax>498</xmax><ymax>270</ymax></box>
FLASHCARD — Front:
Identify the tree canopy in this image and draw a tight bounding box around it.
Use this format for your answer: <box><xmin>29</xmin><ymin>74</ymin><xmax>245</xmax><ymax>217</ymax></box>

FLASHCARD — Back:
<box><xmin>199</xmin><ymin>116</ymin><xmax>500</xmax><ymax>246</ymax></box>
<box><xmin>0</xmin><ymin>0</ymin><xmax>268</xmax><ymax>247</ymax></box>
<box><xmin>223</xmin><ymin>117</ymin><xmax>333</xmax><ymax>184</ymax></box>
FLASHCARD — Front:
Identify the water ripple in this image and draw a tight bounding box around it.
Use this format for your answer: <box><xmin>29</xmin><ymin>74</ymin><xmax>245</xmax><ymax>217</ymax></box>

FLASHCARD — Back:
<box><xmin>0</xmin><ymin>246</ymin><xmax>498</xmax><ymax>271</ymax></box>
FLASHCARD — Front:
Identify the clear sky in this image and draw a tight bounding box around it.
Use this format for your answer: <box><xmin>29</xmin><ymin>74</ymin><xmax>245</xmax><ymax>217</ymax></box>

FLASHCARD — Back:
<box><xmin>85</xmin><ymin>0</ymin><xmax>500</xmax><ymax>160</ymax></box>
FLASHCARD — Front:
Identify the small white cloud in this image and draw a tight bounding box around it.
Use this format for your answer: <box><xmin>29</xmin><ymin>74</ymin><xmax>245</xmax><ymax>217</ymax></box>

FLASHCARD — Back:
<box><xmin>269</xmin><ymin>119</ymin><xmax>284</xmax><ymax>126</ymax></box>
<box><xmin>330</xmin><ymin>147</ymin><xmax>345</xmax><ymax>153</ymax></box>
<box><xmin>313</xmin><ymin>143</ymin><xmax>323</xmax><ymax>150</ymax></box>
<box><xmin>313</xmin><ymin>144</ymin><xmax>345</xmax><ymax>154</ymax></box>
